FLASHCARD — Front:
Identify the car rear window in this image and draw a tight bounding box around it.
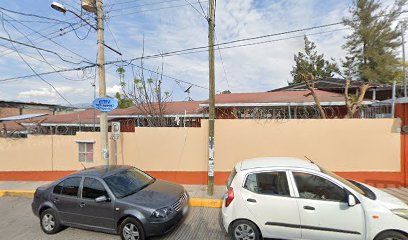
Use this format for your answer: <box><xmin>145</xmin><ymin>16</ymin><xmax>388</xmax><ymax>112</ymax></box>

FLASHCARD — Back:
<box><xmin>53</xmin><ymin>177</ymin><xmax>81</xmax><ymax>197</ymax></box>
<box><xmin>244</xmin><ymin>172</ymin><xmax>290</xmax><ymax>196</ymax></box>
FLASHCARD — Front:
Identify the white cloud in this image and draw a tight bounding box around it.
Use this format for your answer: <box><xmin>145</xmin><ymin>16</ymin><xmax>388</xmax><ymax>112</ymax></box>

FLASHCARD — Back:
<box><xmin>106</xmin><ymin>84</ymin><xmax>122</xmax><ymax>96</ymax></box>
<box><xmin>1</xmin><ymin>0</ymin><xmax>376</xmax><ymax>104</ymax></box>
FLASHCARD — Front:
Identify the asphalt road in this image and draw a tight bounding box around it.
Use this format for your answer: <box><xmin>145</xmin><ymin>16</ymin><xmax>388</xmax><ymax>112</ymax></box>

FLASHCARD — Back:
<box><xmin>0</xmin><ymin>197</ymin><xmax>229</xmax><ymax>240</ymax></box>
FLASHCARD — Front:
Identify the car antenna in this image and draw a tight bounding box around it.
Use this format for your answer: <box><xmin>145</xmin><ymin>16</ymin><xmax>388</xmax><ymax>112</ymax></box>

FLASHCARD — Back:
<box><xmin>304</xmin><ymin>156</ymin><xmax>315</xmax><ymax>164</ymax></box>
<box><xmin>80</xmin><ymin>162</ymin><xmax>87</xmax><ymax>170</ymax></box>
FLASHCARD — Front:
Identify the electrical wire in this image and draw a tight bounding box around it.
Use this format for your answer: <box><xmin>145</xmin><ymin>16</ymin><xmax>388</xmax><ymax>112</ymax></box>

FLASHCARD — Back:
<box><xmin>107</xmin><ymin>0</ymin><xmax>185</xmax><ymax>13</ymax></box>
<box><xmin>0</xmin><ymin>7</ymin><xmax>73</xmax><ymax>24</ymax></box>
<box><xmin>108</xmin><ymin>1</ymin><xmax>208</xmax><ymax>18</ymax></box>
<box><xmin>0</xmin><ymin>15</ymin><xmax>73</xmax><ymax>106</ymax></box>
<box><xmin>1</xmin><ymin>11</ymin><xmax>93</xmax><ymax>64</ymax></box>
<box><xmin>2</xmin><ymin>17</ymin><xmax>93</xmax><ymax>82</ymax></box>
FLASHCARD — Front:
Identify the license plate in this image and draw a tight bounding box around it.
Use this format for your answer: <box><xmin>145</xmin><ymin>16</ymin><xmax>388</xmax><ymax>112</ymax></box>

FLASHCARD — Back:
<box><xmin>182</xmin><ymin>204</ymin><xmax>189</xmax><ymax>215</ymax></box>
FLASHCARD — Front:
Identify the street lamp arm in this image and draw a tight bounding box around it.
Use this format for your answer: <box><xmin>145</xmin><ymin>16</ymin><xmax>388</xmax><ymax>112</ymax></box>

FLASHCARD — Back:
<box><xmin>66</xmin><ymin>9</ymin><xmax>97</xmax><ymax>31</ymax></box>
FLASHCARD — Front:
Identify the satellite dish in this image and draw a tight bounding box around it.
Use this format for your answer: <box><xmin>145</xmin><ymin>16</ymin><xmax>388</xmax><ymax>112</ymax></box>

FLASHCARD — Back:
<box><xmin>184</xmin><ymin>85</ymin><xmax>193</xmax><ymax>101</ymax></box>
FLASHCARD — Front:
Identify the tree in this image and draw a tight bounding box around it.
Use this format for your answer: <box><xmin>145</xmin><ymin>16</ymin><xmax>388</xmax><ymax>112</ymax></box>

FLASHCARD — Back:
<box><xmin>342</xmin><ymin>0</ymin><xmax>406</xmax><ymax>117</ymax></box>
<box><xmin>290</xmin><ymin>36</ymin><xmax>339</xmax><ymax>118</ymax></box>
<box><xmin>290</xmin><ymin>36</ymin><xmax>339</xmax><ymax>84</ymax></box>
<box><xmin>117</xmin><ymin>59</ymin><xmax>171</xmax><ymax>127</ymax></box>
<box><xmin>114</xmin><ymin>92</ymin><xmax>133</xmax><ymax>109</ymax></box>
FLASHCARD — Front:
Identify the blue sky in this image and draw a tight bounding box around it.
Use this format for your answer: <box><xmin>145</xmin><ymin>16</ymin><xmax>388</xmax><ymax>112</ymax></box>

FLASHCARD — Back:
<box><xmin>0</xmin><ymin>0</ymin><xmax>400</xmax><ymax>105</ymax></box>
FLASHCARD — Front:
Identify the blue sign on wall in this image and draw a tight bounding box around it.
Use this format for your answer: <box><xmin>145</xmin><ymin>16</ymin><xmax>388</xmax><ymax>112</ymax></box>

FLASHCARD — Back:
<box><xmin>92</xmin><ymin>97</ymin><xmax>118</xmax><ymax>112</ymax></box>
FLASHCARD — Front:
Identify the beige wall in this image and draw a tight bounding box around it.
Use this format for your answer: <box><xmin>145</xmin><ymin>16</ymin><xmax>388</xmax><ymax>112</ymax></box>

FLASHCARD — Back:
<box><xmin>0</xmin><ymin>119</ymin><xmax>401</xmax><ymax>172</ymax></box>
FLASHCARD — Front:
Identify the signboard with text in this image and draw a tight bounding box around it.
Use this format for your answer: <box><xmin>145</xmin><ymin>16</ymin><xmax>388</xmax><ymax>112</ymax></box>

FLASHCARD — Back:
<box><xmin>111</xmin><ymin>122</ymin><xmax>120</xmax><ymax>140</ymax></box>
<box><xmin>92</xmin><ymin>97</ymin><xmax>118</xmax><ymax>112</ymax></box>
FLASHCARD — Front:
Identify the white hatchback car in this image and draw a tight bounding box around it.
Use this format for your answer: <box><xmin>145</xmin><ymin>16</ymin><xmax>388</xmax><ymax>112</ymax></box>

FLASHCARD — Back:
<box><xmin>221</xmin><ymin>157</ymin><xmax>408</xmax><ymax>240</ymax></box>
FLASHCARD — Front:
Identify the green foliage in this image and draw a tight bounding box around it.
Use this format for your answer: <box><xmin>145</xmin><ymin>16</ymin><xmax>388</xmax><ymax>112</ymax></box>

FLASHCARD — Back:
<box><xmin>290</xmin><ymin>36</ymin><xmax>339</xmax><ymax>84</ymax></box>
<box><xmin>342</xmin><ymin>0</ymin><xmax>406</xmax><ymax>83</ymax></box>
<box><xmin>115</xmin><ymin>92</ymin><xmax>133</xmax><ymax>109</ymax></box>
<box><xmin>221</xmin><ymin>90</ymin><xmax>231</xmax><ymax>94</ymax></box>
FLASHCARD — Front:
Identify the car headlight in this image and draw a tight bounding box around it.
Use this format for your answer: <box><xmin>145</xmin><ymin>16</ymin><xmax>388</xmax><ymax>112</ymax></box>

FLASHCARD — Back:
<box><xmin>391</xmin><ymin>209</ymin><xmax>408</xmax><ymax>220</ymax></box>
<box><xmin>151</xmin><ymin>207</ymin><xmax>173</xmax><ymax>218</ymax></box>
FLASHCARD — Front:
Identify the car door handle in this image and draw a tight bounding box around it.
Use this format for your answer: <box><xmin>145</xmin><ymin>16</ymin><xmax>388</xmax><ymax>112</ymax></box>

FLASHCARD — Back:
<box><xmin>247</xmin><ymin>198</ymin><xmax>257</xmax><ymax>203</ymax></box>
<box><xmin>303</xmin><ymin>206</ymin><xmax>315</xmax><ymax>211</ymax></box>
<box><xmin>52</xmin><ymin>198</ymin><xmax>59</xmax><ymax>203</ymax></box>
<box><xmin>79</xmin><ymin>202</ymin><xmax>86</xmax><ymax>208</ymax></box>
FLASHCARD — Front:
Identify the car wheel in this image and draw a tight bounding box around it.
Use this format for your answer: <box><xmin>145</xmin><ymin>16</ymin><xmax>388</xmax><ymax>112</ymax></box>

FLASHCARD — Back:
<box><xmin>375</xmin><ymin>231</ymin><xmax>408</xmax><ymax>240</ymax></box>
<box><xmin>40</xmin><ymin>209</ymin><xmax>62</xmax><ymax>234</ymax></box>
<box><xmin>230</xmin><ymin>220</ymin><xmax>261</xmax><ymax>240</ymax></box>
<box><xmin>120</xmin><ymin>217</ymin><xmax>145</xmax><ymax>240</ymax></box>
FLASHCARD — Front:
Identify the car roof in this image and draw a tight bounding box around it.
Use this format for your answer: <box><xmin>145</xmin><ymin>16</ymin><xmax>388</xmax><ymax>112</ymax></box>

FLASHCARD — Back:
<box><xmin>70</xmin><ymin>165</ymin><xmax>133</xmax><ymax>178</ymax></box>
<box><xmin>236</xmin><ymin>157</ymin><xmax>321</xmax><ymax>172</ymax></box>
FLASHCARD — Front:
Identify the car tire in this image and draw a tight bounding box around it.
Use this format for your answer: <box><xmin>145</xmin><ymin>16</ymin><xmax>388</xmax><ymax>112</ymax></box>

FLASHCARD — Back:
<box><xmin>375</xmin><ymin>231</ymin><xmax>408</xmax><ymax>240</ymax></box>
<box><xmin>230</xmin><ymin>220</ymin><xmax>261</xmax><ymax>240</ymax></box>
<box><xmin>40</xmin><ymin>208</ymin><xmax>62</xmax><ymax>234</ymax></box>
<box><xmin>119</xmin><ymin>217</ymin><xmax>145</xmax><ymax>240</ymax></box>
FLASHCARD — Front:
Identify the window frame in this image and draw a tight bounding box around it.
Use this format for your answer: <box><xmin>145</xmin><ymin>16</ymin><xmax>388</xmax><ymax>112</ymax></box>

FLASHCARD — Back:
<box><xmin>53</xmin><ymin>177</ymin><xmax>83</xmax><ymax>198</ymax></box>
<box><xmin>80</xmin><ymin>177</ymin><xmax>109</xmax><ymax>200</ymax></box>
<box><xmin>289</xmin><ymin>170</ymin><xmax>349</xmax><ymax>203</ymax></box>
<box><xmin>241</xmin><ymin>169</ymin><xmax>295</xmax><ymax>198</ymax></box>
<box><xmin>76</xmin><ymin>141</ymin><xmax>95</xmax><ymax>163</ymax></box>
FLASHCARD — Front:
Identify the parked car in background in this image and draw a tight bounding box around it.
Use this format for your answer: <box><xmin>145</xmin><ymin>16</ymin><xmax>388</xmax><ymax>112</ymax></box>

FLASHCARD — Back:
<box><xmin>221</xmin><ymin>157</ymin><xmax>408</xmax><ymax>240</ymax></box>
<box><xmin>32</xmin><ymin>165</ymin><xmax>189</xmax><ymax>240</ymax></box>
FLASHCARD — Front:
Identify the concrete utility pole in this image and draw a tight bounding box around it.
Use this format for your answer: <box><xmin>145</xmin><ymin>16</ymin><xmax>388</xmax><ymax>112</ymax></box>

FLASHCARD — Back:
<box><xmin>96</xmin><ymin>0</ymin><xmax>109</xmax><ymax>165</ymax></box>
<box><xmin>402</xmin><ymin>22</ymin><xmax>407</xmax><ymax>97</ymax></box>
<box><xmin>207</xmin><ymin>0</ymin><xmax>216</xmax><ymax>196</ymax></box>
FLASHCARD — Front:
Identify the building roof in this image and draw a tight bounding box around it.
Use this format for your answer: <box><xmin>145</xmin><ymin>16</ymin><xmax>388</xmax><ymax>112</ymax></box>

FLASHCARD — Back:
<box><xmin>200</xmin><ymin>90</ymin><xmax>363</xmax><ymax>107</ymax></box>
<box><xmin>0</xmin><ymin>113</ymin><xmax>48</xmax><ymax>121</ymax></box>
<box><xmin>269</xmin><ymin>78</ymin><xmax>398</xmax><ymax>92</ymax></box>
<box><xmin>21</xmin><ymin>109</ymin><xmax>101</xmax><ymax>126</ymax></box>
<box><xmin>109</xmin><ymin>101</ymin><xmax>203</xmax><ymax>117</ymax></box>
<box><xmin>238</xmin><ymin>157</ymin><xmax>320</xmax><ymax>171</ymax></box>
<box><xmin>0</xmin><ymin>100</ymin><xmax>72</xmax><ymax>109</ymax></box>
<box><xmin>1</xmin><ymin>121</ymin><xmax>26</xmax><ymax>132</ymax></box>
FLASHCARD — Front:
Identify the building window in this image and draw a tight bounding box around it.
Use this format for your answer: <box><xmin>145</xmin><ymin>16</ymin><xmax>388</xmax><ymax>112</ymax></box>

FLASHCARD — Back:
<box><xmin>76</xmin><ymin>141</ymin><xmax>95</xmax><ymax>163</ymax></box>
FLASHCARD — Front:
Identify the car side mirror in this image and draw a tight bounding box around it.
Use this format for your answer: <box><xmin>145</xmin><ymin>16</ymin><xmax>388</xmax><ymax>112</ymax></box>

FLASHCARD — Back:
<box><xmin>348</xmin><ymin>195</ymin><xmax>356</xmax><ymax>207</ymax></box>
<box><xmin>95</xmin><ymin>195</ymin><xmax>110</xmax><ymax>203</ymax></box>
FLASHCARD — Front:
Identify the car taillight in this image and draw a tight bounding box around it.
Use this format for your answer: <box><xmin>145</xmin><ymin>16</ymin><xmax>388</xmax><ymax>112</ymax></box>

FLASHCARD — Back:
<box><xmin>225</xmin><ymin>187</ymin><xmax>234</xmax><ymax>207</ymax></box>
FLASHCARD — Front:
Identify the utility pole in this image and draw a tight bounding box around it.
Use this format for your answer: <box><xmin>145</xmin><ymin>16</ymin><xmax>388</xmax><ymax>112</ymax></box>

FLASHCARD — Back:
<box><xmin>207</xmin><ymin>0</ymin><xmax>216</xmax><ymax>196</ymax></box>
<box><xmin>402</xmin><ymin>22</ymin><xmax>407</xmax><ymax>97</ymax></box>
<box><xmin>96</xmin><ymin>0</ymin><xmax>109</xmax><ymax>165</ymax></box>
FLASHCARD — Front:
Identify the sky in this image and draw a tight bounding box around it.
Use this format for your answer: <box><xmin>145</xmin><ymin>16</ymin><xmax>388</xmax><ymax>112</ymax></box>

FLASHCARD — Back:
<box><xmin>0</xmin><ymin>0</ymin><xmax>401</xmax><ymax>106</ymax></box>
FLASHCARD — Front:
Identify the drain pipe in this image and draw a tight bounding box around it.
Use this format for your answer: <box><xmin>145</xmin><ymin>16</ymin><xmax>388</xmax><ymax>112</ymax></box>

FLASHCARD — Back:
<box><xmin>391</xmin><ymin>81</ymin><xmax>397</xmax><ymax>118</ymax></box>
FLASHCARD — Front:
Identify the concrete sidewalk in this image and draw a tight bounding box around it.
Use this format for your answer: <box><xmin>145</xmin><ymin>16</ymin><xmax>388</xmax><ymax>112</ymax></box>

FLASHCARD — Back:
<box><xmin>0</xmin><ymin>181</ymin><xmax>225</xmax><ymax>207</ymax></box>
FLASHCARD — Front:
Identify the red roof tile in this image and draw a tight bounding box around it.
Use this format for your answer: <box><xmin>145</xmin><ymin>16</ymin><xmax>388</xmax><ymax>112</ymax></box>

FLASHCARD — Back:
<box><xmin>200</xmin><ymin>90</ymin><xmax>348</xmax><ymax>105</ymax></box>
<box><xmin>110</xmin><ymin>101</ymin><xmax>203</xmax><ymax>116</ymax></box>
<box><xmin>1</xmin><ymin>121</ymin><xmax>26</xmax><ymax>132</ymax></box>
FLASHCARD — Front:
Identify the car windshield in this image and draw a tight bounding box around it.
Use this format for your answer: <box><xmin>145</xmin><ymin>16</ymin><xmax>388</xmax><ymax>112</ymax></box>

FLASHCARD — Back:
<box><xmin>319</xmin><ymin>166</ymin><xmax>368</xmax><ymax>197</ymax></box>
<box><xmin>104</xmin><ymin>168</ymin><xmax>155</xmax><ymax>199</ymax></box>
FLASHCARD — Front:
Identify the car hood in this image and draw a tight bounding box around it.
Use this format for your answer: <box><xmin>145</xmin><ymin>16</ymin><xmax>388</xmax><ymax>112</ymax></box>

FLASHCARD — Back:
<box><xmin>121</xmin><ymin>179</ymin><xmax>184</xmax><ymax>209</ymax></box>
<box><xmin>362</xmin><ymin>183</ymin><xmax>408</xmax><ymax>210</ymax></box>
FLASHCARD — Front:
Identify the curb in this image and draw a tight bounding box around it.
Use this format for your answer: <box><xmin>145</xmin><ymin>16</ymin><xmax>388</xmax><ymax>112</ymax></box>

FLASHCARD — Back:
<box><xmin>0</xmin><ymin>190</ymin><xmax>223</xmax><ymax>208</ymax></box>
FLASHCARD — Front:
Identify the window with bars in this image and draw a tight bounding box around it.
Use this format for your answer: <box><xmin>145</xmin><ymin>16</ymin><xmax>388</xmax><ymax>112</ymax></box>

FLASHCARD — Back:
<box><xmin>77</xmin><ymin>141</ymin><xmax>94</xmax><ymax>163</ymax></box>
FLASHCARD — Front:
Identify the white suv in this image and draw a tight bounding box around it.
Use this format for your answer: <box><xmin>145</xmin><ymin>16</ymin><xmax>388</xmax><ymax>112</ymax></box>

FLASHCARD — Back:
<box><xmin>221</xmin><ymin>157</ymin><xmax>408</xmax><ymax>240</ymax></box>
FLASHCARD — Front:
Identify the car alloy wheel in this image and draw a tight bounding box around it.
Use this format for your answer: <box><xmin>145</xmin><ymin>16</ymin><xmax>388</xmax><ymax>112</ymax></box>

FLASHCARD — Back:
<box><xmin>40</xmin><ymin>209</ymin><xmax>61</xmax><ymax>234</ymax></box>
<box><xmin>123</xmin><ymin>223</ymin><xmax>140</xmax><ymax>240</ymax></box>
<box><xmin>233</xmin><ymin>223</ymin><xmax>256</xmax><ymax>240</ymax></box>
<box><xmin>42</xmin><ymin>213</ymin><xmax>55</xmax><ymax>232</ymax></box>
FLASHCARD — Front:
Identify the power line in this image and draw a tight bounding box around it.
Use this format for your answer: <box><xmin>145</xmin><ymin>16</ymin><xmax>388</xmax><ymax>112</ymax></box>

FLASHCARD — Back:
<box><xmin>1</xmin><ymin>11</ymin><xmax>93</xmax><ymax>64</ymax></box>
<box><xmin>0</xmin><ymin>7</ymin><xmax>73</xmax><ymax>24</ymax></box>
<box><xmin>215</xmin><ymin>33</ymin><xmax>230</xmax><ymax>90</ymax></box>
<box><xmin>4</xmin><ymin>13</ymin><xmax>408</xmax><ymax>84</ymax></box>
<box><xmin>127</xmin><ymin>62</ymin><xmax>209</xmax><ymax>90</ymax></box>
<box><xmin>108</xmin><ymin>0</ymin><xmax>185</xmax><ymax>13</ymax></box>
<box><xmin>108</xmin><ymin>1</ymin><xmax>208</xmax><ymax>18</ymax></box>
<box><xmin>0</xmin><ymin>35</ymin><xmax>93</xmax><ymax>65</ymax></box>
<box><xmin>0</xmin><ymin>20</ymin><xmax>84</xmax><ymax>58</ymax></box>
<box><xmin>2</xmin><ymin>17</ymin><xmax>92</xmax><ymax>82</ymax></box>
<box><xmin>0</xmin><ymin>15</ymin><xmax>72</xmax><ymax>106</ymax></box>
